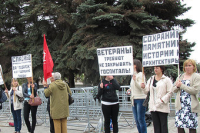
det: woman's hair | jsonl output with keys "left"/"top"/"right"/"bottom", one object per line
{"left": 156, "top": 66, "right": 165, "bottom": 74}
{"left": 134, "top": 59, "right": 142, "bottom": 72}
{"left": 53, "top": 72, "right": 61, "bottom": 80}
{"left": 11, "top": 78, "right": 19, "bottom": 87}
{"left": 183, "top": 59, "right": 197, "bottom": 73}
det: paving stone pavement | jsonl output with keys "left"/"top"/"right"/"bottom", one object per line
{"left": 1, "top": 116, "right": 200, "bottom": 133}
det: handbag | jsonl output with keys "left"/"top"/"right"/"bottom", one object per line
{"left": 16, "top": 86, "right": 24, "bottom": 102}
{"left": 66, "top": 84, "right": 74, "bottom": 105}
{"left": 16, "top": 95, "right": 24, "bottom": 102}
{"left": 143, "top": 76, "right": 153, "bottom": 107}
{"left": 28, "top": 96, "right": 42, "bottom": 106}
{"left": 68, "top": 93, "right": 74, "bottom": 105}
{"left": 143, "top": 91, "right": 150, "bottom": 107}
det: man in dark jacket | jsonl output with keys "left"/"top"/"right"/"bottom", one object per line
{"left": 0, "top": 87, "right": 7, "bottom": 109}
{"left": 46, "top": 76, "right": 55, "bottom": 133}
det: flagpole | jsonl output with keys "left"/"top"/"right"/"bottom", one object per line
{"left": 31, "top": 54, "right": 34, "bottom": 102}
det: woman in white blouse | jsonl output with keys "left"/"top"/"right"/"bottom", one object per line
{"left": 5, "top": 78, "right": 23, "bottom": 133}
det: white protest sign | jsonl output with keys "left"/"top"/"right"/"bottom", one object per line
{"left": 142, "top": 30, "right": 179, "bottom": 67}
{"left": 0, "top": 65, "right": 4, "bottom": 85}
{"left": 11, "top": 54, "right": 32, "bottom": 78}
{"left": 97, "top": 46, "right": 133, "bottom": 76}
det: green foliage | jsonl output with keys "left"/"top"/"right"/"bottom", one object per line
{"left": 0, "top": 0, "right": 196, "bottom": 87}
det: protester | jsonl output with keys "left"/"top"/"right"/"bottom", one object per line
{"left": 0, "top": 86, "right": 7, "bottom": 132}
{"left": 4, "top": 78, "right": 23, "bottom": 133}
{"left": 141, "top": 66, "right": 173, "bottom": 133}
{"left": 96, "top": 75, "right": 120, "bottom": 133}
{"left": 126, "top": 59, "right": 147, "bottom": 133}
{"left": 0, "top": 86, "right": 7, "bottom": 108}
{"left": 43, "top": 72, "right": 71, "bottom": 133}
{"left": 22, "top": 77, "right": 38, "bottom": 133}
{"left": 46, "top": 75, "right": 55, "bottom": 133}
{"left": 173, "top": 59, "right": 200, "bottom": 133}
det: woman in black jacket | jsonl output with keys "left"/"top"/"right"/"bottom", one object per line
{"left": 97, "top": 75, "right": 120, "bottom": 133}
{"left": 22, "top": 77, "right": 38, "bottom": 133}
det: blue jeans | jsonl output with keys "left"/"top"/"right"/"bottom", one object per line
{"left": 11, "top": 104, "right": 22, "bottom": 132}
{"left": 132, "top": 99, "right": 147, "bottom": 133}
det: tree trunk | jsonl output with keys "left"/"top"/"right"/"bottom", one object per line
{"left": 68, "top": 71, "right": 75, "bottom": 88}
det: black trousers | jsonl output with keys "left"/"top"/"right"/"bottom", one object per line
{"left": 102, "top": 103, "right": 119, "bottom": 133}
{"left": 47, "top": 104, "right": 55, "bottom": 133}
{"left": 151, "top": 111, "right": 168, "bottom": 133}
{"left": 23, "top": 101, "right": 38, "bottom": 133}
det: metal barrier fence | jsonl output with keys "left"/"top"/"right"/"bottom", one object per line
{"left": 0, "top": 86, "right": 178, "bottom": 132}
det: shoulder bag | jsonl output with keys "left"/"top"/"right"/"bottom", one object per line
{"left": 28, "top": 90, "right": 42, "bottom": 106}
{"left": 28, "top": 95, "right": 42, "bottom": 106}
{"left": 143, "top": 76, "right": 153, "bottom": 107}
{"left": 66, "top": 84, "right": 74, "bottom": 105}
{"left": 16, "top": 86, "right": 24, "bottom": 102}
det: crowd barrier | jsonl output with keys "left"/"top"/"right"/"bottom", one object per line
{"left": 0, "top": 86, "right": 178, "bottom": 132}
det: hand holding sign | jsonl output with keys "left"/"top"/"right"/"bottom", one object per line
{"left": 141, "top": 83, "right": 145, "bottom": 89}
{"left": 31, "top": 83, "right": 35, "bottom": 88}
{"left": 30, "top": 94, "right": 34, "bottom": 99}
{"left": 43, "top": 80, "right": 48, "bottom": 87}
{"left": 132, "top": 75, "right": 136, "bottom": 81}
{"left": 100, "top": 80, "right": 103, "bottom": 89}
{"left": 175, "top": 80, "right": 182, "bottom": 88}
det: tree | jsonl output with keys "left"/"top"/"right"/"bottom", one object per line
{"left": 0, "top": 0, "right": 26, "bottom": 88}
{"left": 59, "top": 0, "right": 195, "bottom": 85}
{"left": 0, "top": 0, "right": 196, "bottom": 87}
{"left": 1, "top": 0, "right": 78, "bottom": 87}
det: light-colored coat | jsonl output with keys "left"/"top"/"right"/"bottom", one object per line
{"left": 173, "top": 73, "right": 200, "bottom": 113}
{"left": 130, "top": 72, "right": 146, "bottom": 106}
{"left": 144, "top": 75, "right": 173, "bottom": 113}
{"left": 44, "top": 80, "right": 72, "bottom": 119}
{"left": 6, "top": 86, "right": 23, "bottom": 111}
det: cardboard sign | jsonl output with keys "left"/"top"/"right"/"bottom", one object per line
{"left": 97, "top": 46, "right": 133, "bottom": 76}
{"left": 11, "top": 54, "right": 32, "bottom": 78}
{"left": 142, "top": 30, "right": 179, "bottom": 67}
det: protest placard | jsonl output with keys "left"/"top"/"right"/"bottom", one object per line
{"left": 0, "top": 65, "right": 4, "bottom": 85}
{"left": 142, "top": 30, "right": 179, "bottom": 67}
{"left": 11, "top": 54, "right": 32, "bottom": 78}
{"left": 97, "top": 46, "right": 133, "bottom": 76}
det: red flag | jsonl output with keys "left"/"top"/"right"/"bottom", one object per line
{"left": 43, "top": 34, "right": 54, "bottom": 81}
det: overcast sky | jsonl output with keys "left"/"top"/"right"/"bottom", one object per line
{"left": 180, "top": 0, "right": 200, "bottom": 63}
